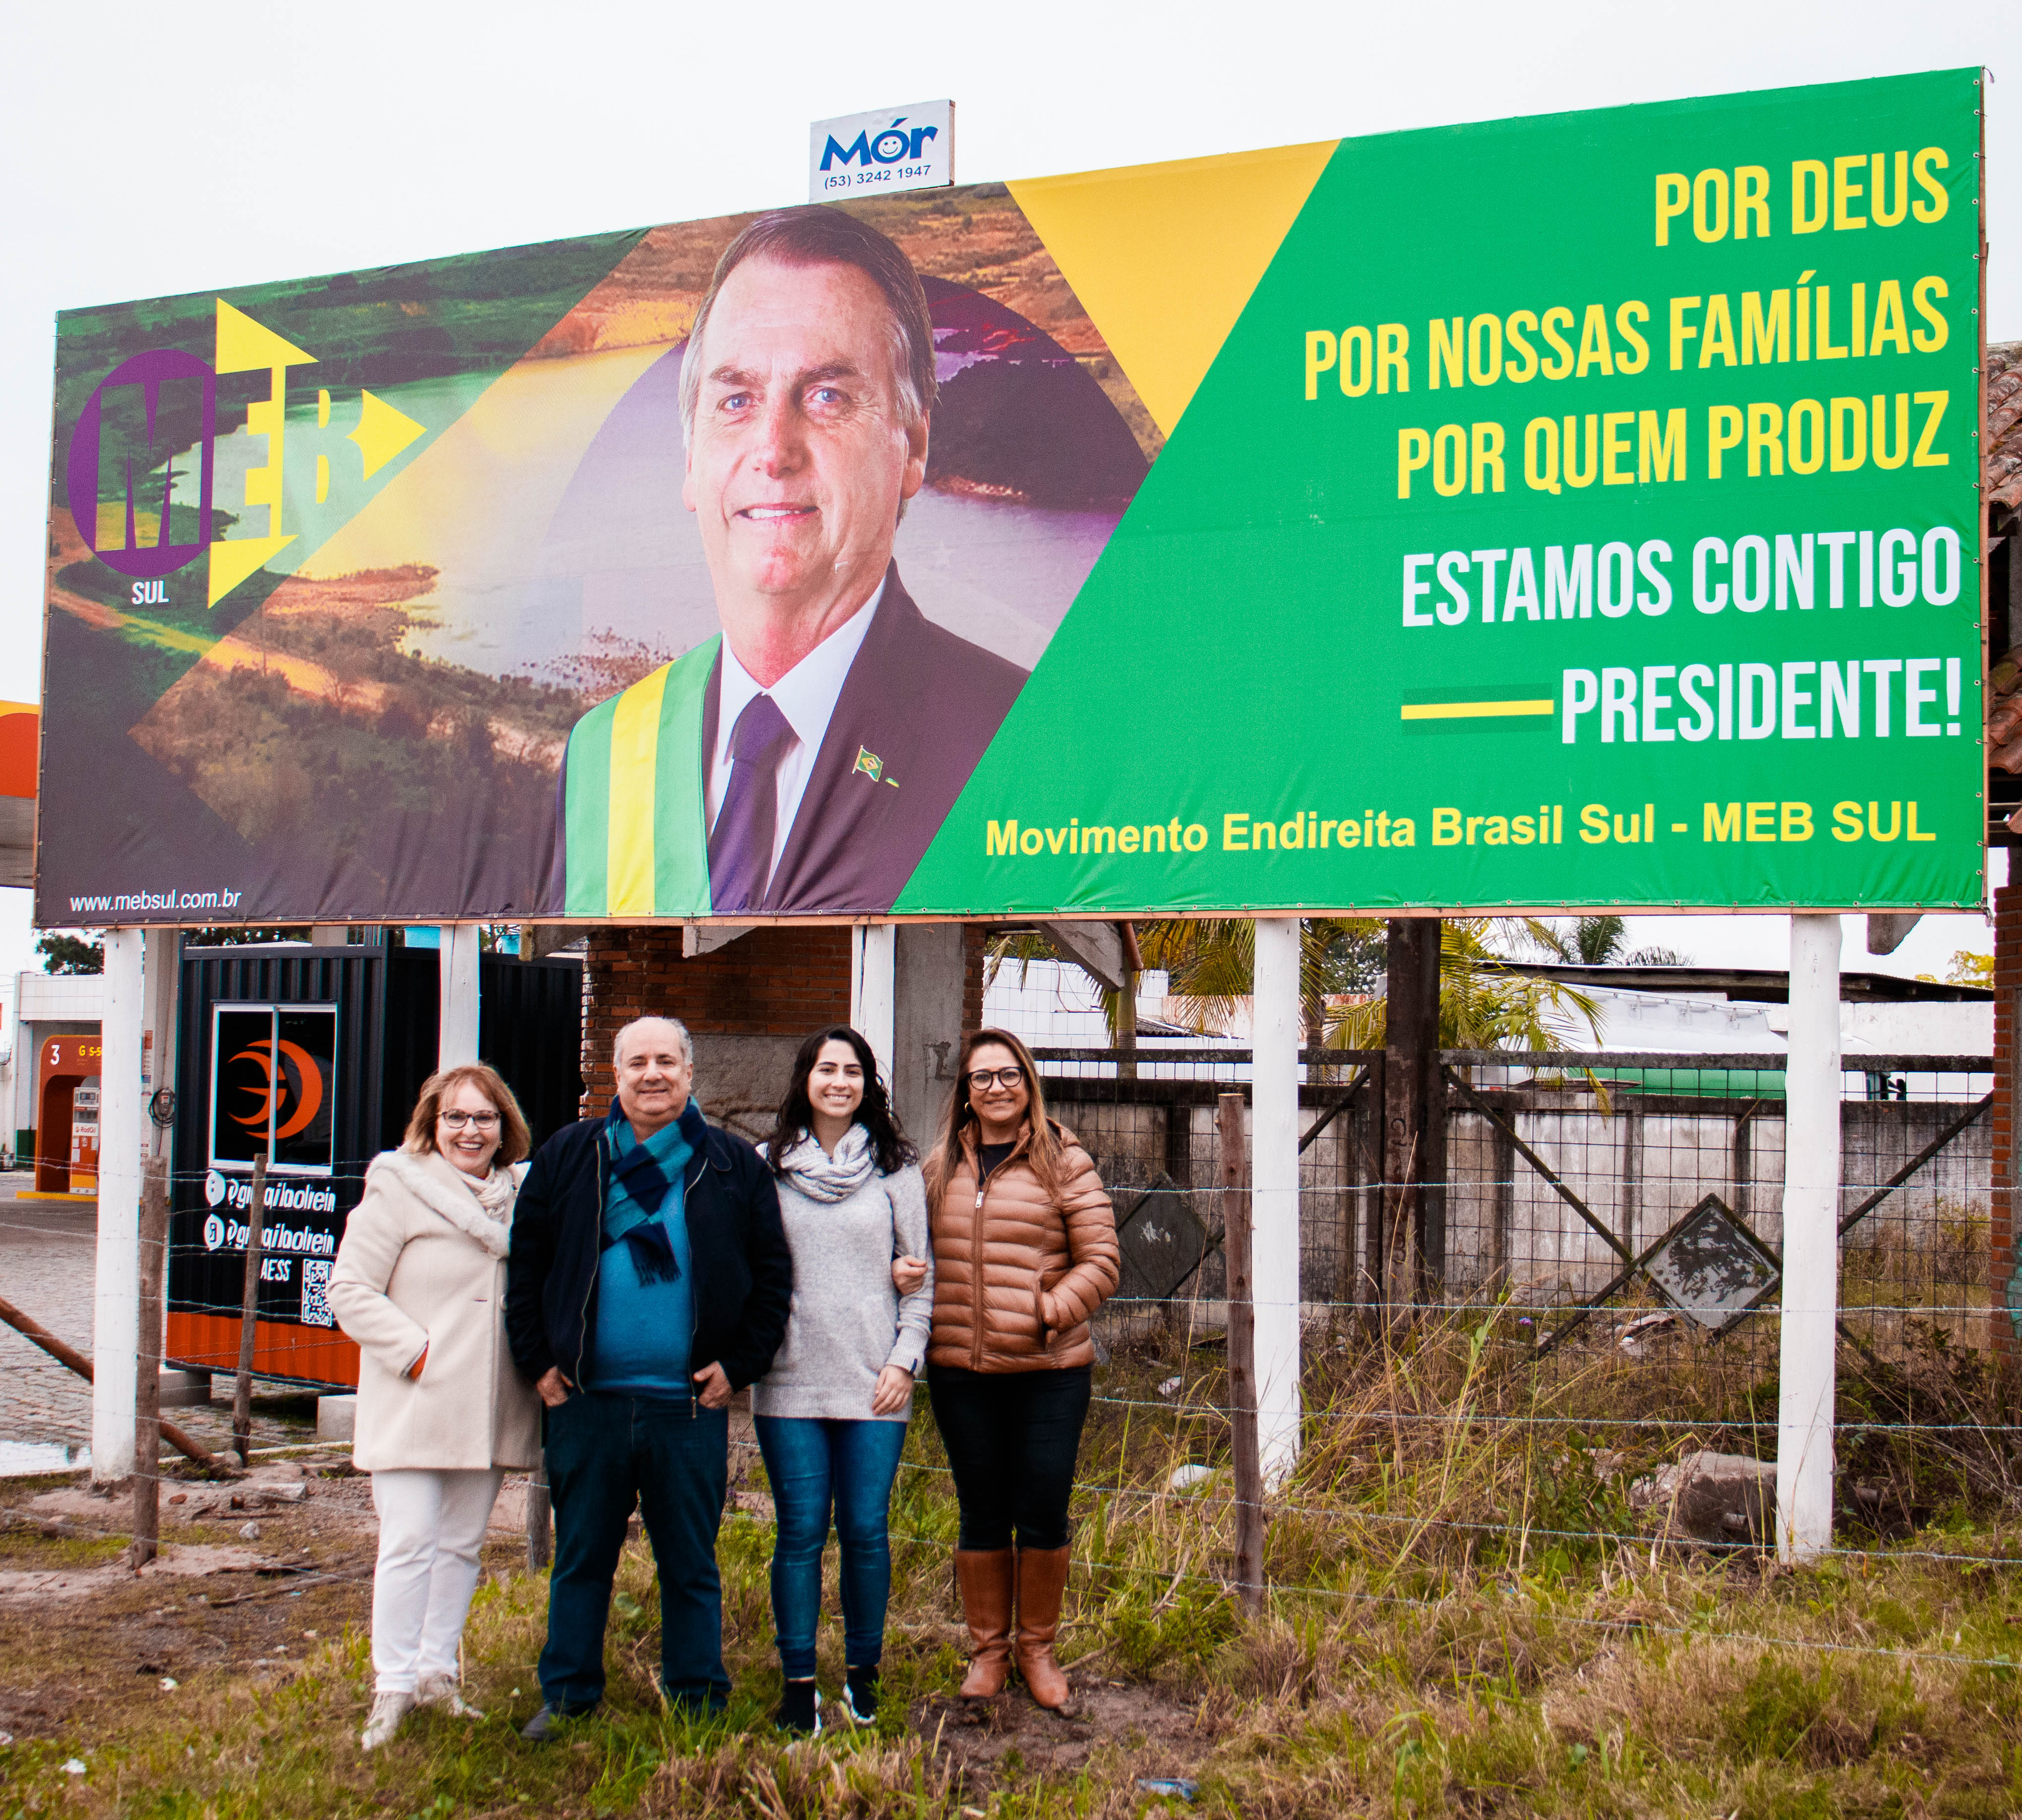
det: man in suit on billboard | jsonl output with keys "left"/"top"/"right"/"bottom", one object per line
{"left": 555, "top": 207, "right": 1027, "bottom": 917}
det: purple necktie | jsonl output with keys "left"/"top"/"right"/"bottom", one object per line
{"left": 708, "top": 693, "right": 794, "bottom": 912}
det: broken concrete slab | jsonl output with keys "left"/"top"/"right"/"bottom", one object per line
{"left": 1629, "top": 1450, "right": 1775, "bottom": 1546}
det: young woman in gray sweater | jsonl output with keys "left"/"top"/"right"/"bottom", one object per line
{"left": 754, "top": 1025, "right": 933, "bottom": 1735}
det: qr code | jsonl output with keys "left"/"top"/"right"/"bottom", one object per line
{"left": 300, "top": 1260, "right": 334, "bottom": 1328}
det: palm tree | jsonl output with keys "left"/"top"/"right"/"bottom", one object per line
{"left": 1536, "top": 914, "right": 1684, "bottom": 967}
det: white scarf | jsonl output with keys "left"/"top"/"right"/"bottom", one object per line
{"left": 470, "top": 1165, "right": 514, "bottom": 1222}
{"left": 775, "top": 1123, "right": 879, "bottom": 1202}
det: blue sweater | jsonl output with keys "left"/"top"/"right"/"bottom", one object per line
{"left": 588, "top": 1117, "right": 695, "bottom": 1397}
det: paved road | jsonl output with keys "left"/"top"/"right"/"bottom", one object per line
{"left": 0, "top": 1173, "right": 306, "bottom": 1466}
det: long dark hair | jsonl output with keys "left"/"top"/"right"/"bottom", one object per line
{"left": 764, "top": 1025, "right": 916, "bottom": 1177}
{"left": 923, "top": 1028, "right": 1066, "bottom": 1203}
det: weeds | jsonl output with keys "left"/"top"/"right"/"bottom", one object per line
{"left": 5, "top": 1312, "right": 2022, "bottom": 1814}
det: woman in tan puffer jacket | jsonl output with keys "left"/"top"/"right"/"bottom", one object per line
{"left": 922, "top": 1028, "right": 1118, "bottom": 1711}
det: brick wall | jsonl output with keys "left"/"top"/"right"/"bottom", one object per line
{"left": 1995, "top": 883, "right": 2021, "bottom": 1354}
{"left": 579, "top": 926, "right": 853, "bottom": 1114}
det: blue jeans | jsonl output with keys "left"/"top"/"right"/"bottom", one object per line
{"left": 539, "top": 1391, "right": 730, "bottom": 1713}
{"left": 753, "top": 1415, "right": 908, "bottom": 1680}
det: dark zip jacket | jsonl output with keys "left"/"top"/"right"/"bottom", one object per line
{"left": 505, "top": 1097, "right": 792, "bottom": 1395}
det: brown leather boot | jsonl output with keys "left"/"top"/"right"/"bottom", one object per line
{"left": 1013, "top": 1545, "right": 1073, "bottom": 1710}
{"left": 954, "top": 1549, "right": 1014, "bottom": 1698}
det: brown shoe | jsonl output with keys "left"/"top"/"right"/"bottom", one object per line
{"left": 954, "top": 1548, "right": 1014, "bottom": 1698}
{"left": 1013, "top": 1545, "right": 1073, "bottom": 1710}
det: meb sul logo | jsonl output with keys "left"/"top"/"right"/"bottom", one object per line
{"left": 209, "top": 1005, "right": 336, "bottom": 1174}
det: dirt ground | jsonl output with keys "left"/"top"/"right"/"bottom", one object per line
{"left": 0, "top": 1452, "right": 1214, "bottom": 1803}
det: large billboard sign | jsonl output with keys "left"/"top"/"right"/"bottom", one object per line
{"left": 39, "top": 70, "right": 1984, "bottom": 923}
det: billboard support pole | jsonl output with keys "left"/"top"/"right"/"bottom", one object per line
{"left": 851, "top": 926, "right": 897, "bottom": 1088}
{"left": 90, "top": 928, "right": 145, "bottom": 1485}
{"left": 439, "top": 926, "right": 481, "bottom": 1068}
{"left": 1777, "top": 911, "right": 1842, "bottom": 1562}
{"left": 1251, "top": 915, "right": 1302, "bottom": 1486}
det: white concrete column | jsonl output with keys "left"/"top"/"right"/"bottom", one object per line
{"left": 1777, "top": 911, "right": 1842, "bottom": 1562}
{"left": 851, "top": 925, "right": 897, "bottom": 1088}
{"left": 438, "top": 925, "right": 482, "bottom": 1068}
{"left": 92, "top": 928, "right": 145, "bottom": 1482}
{"left": 1251, "top": 915, "right": 1302, "bottom": 1485}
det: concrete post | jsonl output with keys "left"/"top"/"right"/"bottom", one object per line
{"left": 92, "top": 928, "right": 145, "bottom": 1483}
{"left": 1251, "top": 915, "right": 1302, "bottom": 1485}
{"left": 1777, "top": 911, "right": 1842, "bottom": 1562}
{"left": 851, "top": 925, "right": 897, "bottom": 1088}
{"left": 892, "top": 924, "right": 964, "bottom": 1146}
{"left": 438, "top": 925, "right": 482, "bottom": 1068}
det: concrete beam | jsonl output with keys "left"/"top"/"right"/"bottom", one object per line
{"left": 92, "top": 929, "right": 145, "bottom": 1482}
{"left": 1039, "top": 920, "right": 1126, "bottom": 993}
{"left": 1778, "top": 911, "right": 1842, "bottom": 1562}
{"left": 1251, "top": 916, "right": 1302, "bottom": 1486}
{"left": 851, "top": 927, "right": 897, "bottom": 1089}
{"left": 892, "top": 925, "right": 964, "bottom": 1145}
{"left": 683, "top": 924, "right": 753, "bottom": 959}
{"left": 1866, "top": 913, "right": 1922, "bottom": 956}
{"left": 438, "top": 926, "right": 481, "bottom": 1068}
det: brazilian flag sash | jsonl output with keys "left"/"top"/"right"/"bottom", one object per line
{"left": 561, "top": 636, "right": 715, "bottom": 916}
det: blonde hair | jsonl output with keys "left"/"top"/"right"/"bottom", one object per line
{"left": 403, "top": 1063, "right": 532, "bottom": 1168}
{"left": 924, "top": 1028, "right": 1067, "bottom": 1203}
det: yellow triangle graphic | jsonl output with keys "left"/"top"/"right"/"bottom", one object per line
{"left": 349, "top": 389, "right": 427, "bottom": 480}
{"left": 1010, "top": 140, "right": 1337, "bottom": 436}
{"left": 214, "top": 298, "right": 315, "bottom": 375}
{"left": 208, "top": 533, "right": 294, "bottom": 607}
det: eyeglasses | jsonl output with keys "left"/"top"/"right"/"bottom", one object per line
{"left": 438, "top": 1110, "right": 500, "bottom": 1131}
{"left": 966, "top": 1066, "right": 1025, "bottom": 1091}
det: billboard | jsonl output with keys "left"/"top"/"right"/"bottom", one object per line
{"left": 40, "top": 69, "right": 1984, "bottom": 923}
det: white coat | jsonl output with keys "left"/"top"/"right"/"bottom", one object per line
{"left": 328, "top": 1147, "right": 541, "bottom": 1472}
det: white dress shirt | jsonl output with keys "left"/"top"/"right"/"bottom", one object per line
{"left": 705, "top": 578, "right": 884, "bottom": 877}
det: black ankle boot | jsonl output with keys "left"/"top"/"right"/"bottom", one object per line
{"left": 775, "top": 1678, "right": 820, "bottom": 1735}
{"left": 843, "top": 1663, "right": 879, "bottom": 1725}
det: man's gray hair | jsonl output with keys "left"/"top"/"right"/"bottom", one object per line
{"left": 613, "top": 1015, "right": 694, "bottom": 1069}
{"left": 677, "top": 205, "right": 939, "bottom": 447}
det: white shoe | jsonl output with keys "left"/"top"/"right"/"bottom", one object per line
{"left": 415, "top": 1672, "right": 485, "bottom": 1719}
{"left": 360, "top": 1691, "right": 414, "bottom": 1751}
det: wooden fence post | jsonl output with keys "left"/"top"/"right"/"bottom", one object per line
{"left": 526, "top": 1461, "right": 552, "bottom": 1570}
{"left": 1218, "top": 1091, "right": 1263, "bottom": 1617}
{"left": 232, "top": 1153, "right": 267, "bottom": 1467}
{"left": 129, "top": 1156, "right": 170, "bottom": 1568}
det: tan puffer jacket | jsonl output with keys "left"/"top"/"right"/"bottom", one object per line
{"left": 927, "top": 1122, "right": 1119, "bottom": 1372}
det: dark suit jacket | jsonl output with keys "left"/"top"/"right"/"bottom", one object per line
{"left": 703, "top": 561, "right": 1027, "bottom": 913}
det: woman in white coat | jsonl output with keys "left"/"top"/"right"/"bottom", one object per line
{"left": 330, "top": 1062, "right": 542, "bottom": 1750}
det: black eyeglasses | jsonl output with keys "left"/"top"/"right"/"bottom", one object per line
{"left": 967, "top": 1066, "right": 1025, "bottom": 1090}
{"left": 439, "top": 1110, "right": 500, "bottom": 1131}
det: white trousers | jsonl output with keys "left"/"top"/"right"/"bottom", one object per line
{"left": 369, "top": 1467, "right": 505, "bottom": 1694}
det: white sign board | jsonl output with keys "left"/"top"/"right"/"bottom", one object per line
{"left": 809, "top": 101, "right": 954, "bottom": 202}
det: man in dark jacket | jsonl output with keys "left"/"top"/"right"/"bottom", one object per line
{"left": 506, "top": 1014, "right": 791, "bottom": 1734}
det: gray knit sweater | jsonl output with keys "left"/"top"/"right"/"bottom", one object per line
{"left": 751, "top": 1128, "right": 933, "bottom": 1423}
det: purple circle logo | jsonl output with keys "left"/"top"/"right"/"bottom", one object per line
{"left": 64, "top": 348, "right": 216, "bottom": 580}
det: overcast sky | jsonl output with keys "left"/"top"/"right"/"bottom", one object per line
{"left": 0, "top": 0, "right": 2010, "bottom": 982}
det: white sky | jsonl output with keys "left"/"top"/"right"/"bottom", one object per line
{"left": 0, "top": 0, "right": 2011, "bottom": 983}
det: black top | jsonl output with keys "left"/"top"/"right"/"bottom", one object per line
{"left": 977, "top": 1142, "right": 1015, "bottom": 1180}
{"left": 505, "top": 1097, "right": 794, "bottom": 1395}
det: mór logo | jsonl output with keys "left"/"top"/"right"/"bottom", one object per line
{"left": 820, "top": 116, "right": 939, "bottom": 171}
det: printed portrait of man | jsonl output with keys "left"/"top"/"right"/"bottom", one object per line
{"left": 554, "top": 207, "right": 1029, "bottom": 916}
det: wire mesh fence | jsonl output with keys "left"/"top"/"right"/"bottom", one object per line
{"left": 1029, "top": 1045, "right": 2013, "bottom": 1572}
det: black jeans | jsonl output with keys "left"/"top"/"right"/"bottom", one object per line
{"left": 539, "top": 1391, "right": 730, "bottom": 1713}
{"left": 926, "top": 1364, "right": 1092, "bottom": 1551}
